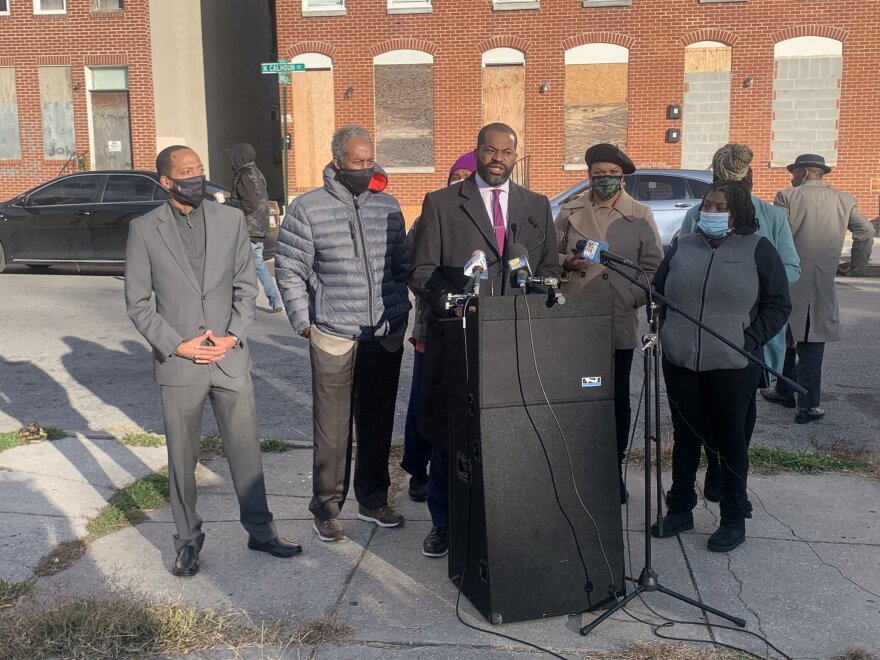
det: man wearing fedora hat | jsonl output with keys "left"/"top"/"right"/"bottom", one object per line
{"left": 554, "top": 143, "right": 663, "bottom": 502}
{"left": 762, "top": 154, "right": 873, "bottom": 423}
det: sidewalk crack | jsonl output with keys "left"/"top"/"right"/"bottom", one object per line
{"left": 726, "top": 553, "right": 770, "bottom": 656}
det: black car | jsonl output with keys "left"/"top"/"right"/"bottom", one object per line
{"left": 0, "top": 171, "right": 280, "bottom": 272}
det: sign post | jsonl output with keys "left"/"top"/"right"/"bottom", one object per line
{"left": 261, "top": 60, "right": 306, "bottom": 209}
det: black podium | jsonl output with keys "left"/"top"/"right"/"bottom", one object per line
{"left": 433, "top": 292, "right": 625, "bottom": 625}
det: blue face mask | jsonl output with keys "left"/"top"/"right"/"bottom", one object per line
{"left": 698, "top": 211, "right": 731, "bottom": 238}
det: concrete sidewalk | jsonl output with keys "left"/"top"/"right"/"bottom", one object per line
{"left": 2, "top": 435, "right": 877, "bottom": 659}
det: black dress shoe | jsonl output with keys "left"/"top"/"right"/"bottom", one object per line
{"left": 707, "top": 523, "right": 745, "bottom": 552}
{"left": 759, "top": 387, "right": 796, "bottom": 408}
{"left": 650, "top": 511, "right": 694, "bottom": 539}
{"left": 171, "top": 545, "right": 200, "bottom": 577}
{"left": 422, "top": 526, "right": 449, "bottom": 557}
{"left": 794, "top": 407, "right": 825, "bottom": 424}
{"left": 248, "top": 536, "right": 303, "bottom": 558}
{"left": 408, "top": 476, "right": 428, "bottom": 502}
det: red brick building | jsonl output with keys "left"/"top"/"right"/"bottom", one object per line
{"left": 276, "top": 0, "right": 880, "bottom": 221}
{"left": 0, "top": 0, "right": 155, "bottom": 195}
{"left": 0, "top": 0, "right": 282, "bottom": 201}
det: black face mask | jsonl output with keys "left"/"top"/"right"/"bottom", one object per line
{"left": 337, "top": 167, "right": 374, "bottom": 196}
{"left": 169, "top": 175, "right": 207, "bottom": 207}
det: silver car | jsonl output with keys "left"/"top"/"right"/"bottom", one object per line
{"left": 549, "top": 169, "right": 714, "bottom": 247}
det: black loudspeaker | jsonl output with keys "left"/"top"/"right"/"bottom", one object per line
{"left": 444, "top": 293, "right": 625, "bottom": 625}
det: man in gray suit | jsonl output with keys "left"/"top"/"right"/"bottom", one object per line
{"left": 762, "top": 153, "right": 874, "bottom": 423}
{"left": 125, "top": 145, "right": 302, "bottom": 577}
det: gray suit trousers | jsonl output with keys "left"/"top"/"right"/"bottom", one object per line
{"left": 161, "top": 363, "right": 276, "bottom": 551}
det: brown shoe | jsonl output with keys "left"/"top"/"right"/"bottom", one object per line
{"left": 313, "top": 517, "right": 346, "bottom": 542}
{"left": 357, "top": 504, "right": 404, "bottom": 528}
{"left": 759, "top": 387, "right": 796, "bottom": 408}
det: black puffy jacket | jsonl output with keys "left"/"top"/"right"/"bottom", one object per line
{"left": 227, "top": 143, "right": 270, "bottom": 241}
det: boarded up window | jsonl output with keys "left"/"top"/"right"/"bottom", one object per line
{"left": 39, "top": 66, "right": 76, "bottom": 160}
{"left": 682, "top": 42, "right": 731, "bottom": 170}
{"left": 564, "top": 44, "right": 629, "bottom": 167}
{"left": 0, "top": 68, "right": 21, "bottom": 160}
{"left": 374, "top": 50, "right": 434, "bottom": 169}
{"left": 771, "top": 37, "right": 842, "bottom": 167}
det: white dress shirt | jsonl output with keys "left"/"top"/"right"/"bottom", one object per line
{"left": 475, "top": 173, "right": 510, "bottom": 229}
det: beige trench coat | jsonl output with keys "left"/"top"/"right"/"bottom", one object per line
{"left": 554, "top": 190, "right": 664, "bottom": 350}
{"left": 774, "top": 180, "right": 874, "bottom": 342}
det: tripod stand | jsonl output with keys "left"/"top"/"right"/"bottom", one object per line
{"left": 580, "top": 257, "right": 806, "bottom": 636}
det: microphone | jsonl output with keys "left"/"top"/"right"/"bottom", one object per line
{"left": 575, "top": 238, "right": 640, "bottom": 270}
{"left": 507, "top": 243, "right": 532, "bottom": 290}
{"left": 463, "top": 249, "right": 488, "bottom": 296}
{"left": 463, "top": 250, "right": 488, "bottom": 277}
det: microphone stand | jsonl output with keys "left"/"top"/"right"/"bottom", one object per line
{"left": 580, "top": 256, "right": 805, "bottom": 637}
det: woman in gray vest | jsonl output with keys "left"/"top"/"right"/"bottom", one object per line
{"left": 651, "top": 181, "right": 791, "bottom": 552}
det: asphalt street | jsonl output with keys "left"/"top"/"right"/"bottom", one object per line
{"left": 0, "top": 262, "right": 876, "bottom": 458}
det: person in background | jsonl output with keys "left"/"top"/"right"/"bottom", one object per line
{"left": 555, "top": 143, "right": 663, "bottom": 503}
{"left": 652, "top": 180, "right": 790, "bottom": 552}
{"left": 678, "top": 143, "right": 800, "bottom": 502}
{"left": 275, "top": 125, "right": 411, "bottom": 543}
{"left": 762, "top": 154, "right": 874, "bottom": 423}
{"left": 226, "top": 142, "right": 283, "bottom": 313}
{"left": 401, "top": 152, "right": 476, "bottom": 557}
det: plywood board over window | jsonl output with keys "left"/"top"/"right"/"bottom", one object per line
{"left": 481, "top": 47, "right": 526, "bottom": 182}
{"left": 563, "top": 43, "right": 628, "bottom": 167}
{"left": 38, "top": 66, "right": 76, "bottom": 160}
{"left": 0, "top": 68, "right": 22, "bottom": 159}
{"left": 291, "top": 53, "right": 335, "bottom": 190}
{"left": 374, "top": 49, "right": 434, "bottom": 171}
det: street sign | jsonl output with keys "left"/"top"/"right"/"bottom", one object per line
{"left": 261, "top": 62, "right": 305, "bottom": 74}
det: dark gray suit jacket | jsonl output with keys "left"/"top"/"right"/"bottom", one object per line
{"left": 125, "top": 200, "right": 258, "bottom": 386}
{"left": 410, "top": 175, "right": 561, "bottom": 317}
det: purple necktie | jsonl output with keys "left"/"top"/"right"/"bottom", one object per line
{"left": 491, "top": 188, "right": 505, "bottom": 254}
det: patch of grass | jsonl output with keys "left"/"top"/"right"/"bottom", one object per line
{"left": 87, "top": 470, "right": 169, "bottom": 538}
{"left": 199, "top": 434, "right": 224, "bottom": 455}
{"left": 119, "top": 431, "right": 165, "bottom": 447}
{"left": 0, "top": 431, "right": 24, "bottom": 453}
{"left": 831, "top": 648, "right": 879, "bottom": 660}
{"left": 260, "top": 437, "right": 293, "bottom": 453}
{"left": 34, "top": 540, "right": 87, "bottom": 577}
{"left": 628, "top": 444, "right": 879, "bottom": 478}
{"left": 0, "top": 593, "right": 304, "bottom": 658}
{"left": 0, "top": 579, "right": 35, "bottom": 609}
{"left": 293, "top": 615, "right": 353, "bottom": 646}
{"left": 749, "top": 447, "right": 878, "bottom": 476}
{"left": 43, "top": 426, "right": 67, "bottom": 441}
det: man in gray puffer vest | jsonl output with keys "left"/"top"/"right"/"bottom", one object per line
{"left": 275, "top": 125, "right": 411, "bottom": 543}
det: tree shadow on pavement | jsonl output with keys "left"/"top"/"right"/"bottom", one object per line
{"left": 0, "top": 355, "right": 91, "bottom": 432}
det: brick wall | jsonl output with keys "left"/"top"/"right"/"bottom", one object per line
{"left": 276, "top": 0, "right": 880, "bottom": 219}
{"left": 0, "top": 3, "right": 155, "bottom": 198}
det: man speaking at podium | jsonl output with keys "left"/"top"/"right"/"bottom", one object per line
{"left": 411, "top": 123, "right": 561, "bottom": 313}
{"left": 409, "top": 123, "right": 560, "bottom": 558}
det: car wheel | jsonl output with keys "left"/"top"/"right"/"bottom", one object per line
{"left": 0, "top": 242, "right": 6, "bottom": 273}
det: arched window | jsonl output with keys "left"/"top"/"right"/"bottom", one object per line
{"left": 373, "top": 49, "right": 434, "bottom": 171}
{"left": 771, "top": 36, "right": 842, "bottom": 167}
{"left": 290, "top": 53, "right": 335, "bottom": 191}
{"left": 682, "top": 41, "right": 731, "bottom": 170}
{"left": 563, "top": 43, "right": 628, "bottom": 169}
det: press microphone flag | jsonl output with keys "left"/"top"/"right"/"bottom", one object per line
{"left": 576, "top": 238, "right": 640, "bottom": 269}
{"left": 507, "top": 243, "right": 531, "bottom": 288}
{"left": 575, "top": 238, "right": 609, "bottom": 264}
{"left": 464, "top": 250, "right": 488, "bottom": 277}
